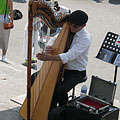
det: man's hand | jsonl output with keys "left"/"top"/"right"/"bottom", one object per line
{"left": 36, "top": 52, "right": 62, "bottom": 61}
{"left": 36, "top": 52, "right": 51, "bottom": 61}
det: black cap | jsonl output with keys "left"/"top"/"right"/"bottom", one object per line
{"left": 69, "top": 10, "right": 88, "bottom": 26}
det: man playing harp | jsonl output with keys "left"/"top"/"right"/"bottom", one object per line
{"left": 36, "top": 10, "right": 92, "bottom": 108}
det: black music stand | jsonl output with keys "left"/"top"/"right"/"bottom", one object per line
{"left": 96, "top": 32, "right": 120, "bottom": 83}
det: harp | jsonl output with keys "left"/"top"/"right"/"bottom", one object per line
{"left": 19, "top": 1, "right": 70, "bottom": 120}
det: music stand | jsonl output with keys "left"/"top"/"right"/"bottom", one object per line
{"left": 96, "top": 32, "right": 120, "bottom": 83}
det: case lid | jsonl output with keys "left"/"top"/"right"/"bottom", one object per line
{"left": 89, "top": 75, "right": 117, "bottom": 104}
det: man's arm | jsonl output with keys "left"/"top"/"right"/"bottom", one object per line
{"left": 36, "top": 52, "right": 62, "bottom": 61}
{"left": 8, "top": 0, "right": 13, "bottom": 22}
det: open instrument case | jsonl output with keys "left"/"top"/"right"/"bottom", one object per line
{"left": 69, "top": 75, "right": 119, "bottom": 120}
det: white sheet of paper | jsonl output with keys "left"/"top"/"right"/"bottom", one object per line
{"left": 115, "top": 35, "right": 120, "bottom": 46}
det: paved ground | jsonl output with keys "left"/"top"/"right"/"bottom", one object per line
{"left": 0, "top": 0, "right": 120, "bottom": 119}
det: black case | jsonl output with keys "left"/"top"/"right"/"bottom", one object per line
{"left": 65, "top": 105, "right": 119, "bottom": 120}
{"left": 89, "top": 75, "right": 117, "bottom": 104}
{"left": 68, "top": 75, "right": 119, "bottom": 120}
{"left": 89, "top": 75, "right": 119, "bottom": 120}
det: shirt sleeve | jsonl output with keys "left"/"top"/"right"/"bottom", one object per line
{"left": 59, "top": 35, "right": 91, "bottom": 64}
{"left": 46, "top": 33, "right": 59, "bottom": 46}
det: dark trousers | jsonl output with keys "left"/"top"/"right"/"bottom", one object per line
{"left": 51, "top": 69, "right": 87, "bottom": 107}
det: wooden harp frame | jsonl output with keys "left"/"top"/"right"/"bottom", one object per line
{"left": 19, "top": 1, "right": 70, "bottom": 120}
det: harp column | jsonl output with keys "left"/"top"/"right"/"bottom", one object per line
{"left": 27, "top": 1, "right": 33, "bottom": 120}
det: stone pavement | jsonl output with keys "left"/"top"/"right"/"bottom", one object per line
{"left": 0, "top": 0, "right": 120, "bottom": 119}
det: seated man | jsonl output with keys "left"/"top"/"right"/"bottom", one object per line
{"left": 36, "top": 10, "right": 92, "bottom": 108}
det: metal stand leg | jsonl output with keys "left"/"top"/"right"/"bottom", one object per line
{"left": 114, "top": 66, "right": 118, "bottom": 83}
{"left": 72, "top": 87, "right": 75, "bottom": 99}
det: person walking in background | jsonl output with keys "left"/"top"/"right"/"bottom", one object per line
{"left": 0, "top": 0, "right": 13, "bottom": 63}
{"left": 22, "top": 18, "right": 40, "bottom": 68}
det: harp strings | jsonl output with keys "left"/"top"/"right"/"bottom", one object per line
{"left": 29, "top": 0, "right": 70, "bottom": 114}
{"left": 33, "top": 0, "right": 56, "bottom": 111}
{"left": 31, "top": 17, "right": 43, "bottom": 111}
{"left": 32, "top": 15, "right": 51, "bottom": 112}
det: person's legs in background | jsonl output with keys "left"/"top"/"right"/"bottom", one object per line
{"left": 0, "top": 22, "right": 10, "bottom": 62}
{"left": 2, "top": 49, "right": 7, "bottom": 62}
{"left": 22, "top": 22, "right": 38, "bottom": 68}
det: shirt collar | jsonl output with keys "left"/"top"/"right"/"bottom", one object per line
{"left": 76, "top": 27, "right": 85, "bottom": 36}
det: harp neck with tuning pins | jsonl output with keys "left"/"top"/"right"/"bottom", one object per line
{"left": 19, "top": 1, "right": 70, "bottom": 120}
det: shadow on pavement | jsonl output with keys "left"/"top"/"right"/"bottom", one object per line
{"left": 109, "top": 0, "right": 120, "bottom": 5}
{"left": 92, "top": 0, "right": 103, "bottom": 3}
{"left": 22, "top": 62, "right": 37, "bottom": 70}
{"left": 0, "top": 60, "right": 11, "bottom": 64}
{"left": 0, "top": 107, "right": 23, "bottom": 120}
{"left": 92, "top": 0, "right": 120, "bottom": 4}
{"left": 13, "top": 0, "right": 26, "bottom": 3}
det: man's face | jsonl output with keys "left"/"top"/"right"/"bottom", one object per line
{"left": 69, "top": 23, "right": 85, "bottom": 33}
